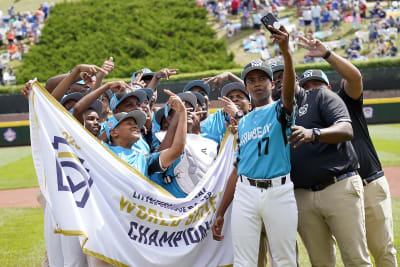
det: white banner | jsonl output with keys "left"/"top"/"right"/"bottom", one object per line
{"left": 29, "top": 82, "right": 236, "bottom": 267}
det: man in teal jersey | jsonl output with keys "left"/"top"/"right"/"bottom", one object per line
{"left": 212, "top": 25, "right": 298, "bottom": 267}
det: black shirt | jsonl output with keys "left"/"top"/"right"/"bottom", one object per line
{"left": 290, "top": 88, "right": 359, "bottom": 188}
{"left": 338, "top": 88, "right": 382, "bottom": 179}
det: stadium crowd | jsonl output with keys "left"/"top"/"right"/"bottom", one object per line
{"left": 20, "top": 20, "right": 397, "bottom": 266}
{"left": 0, "top": 2, "right": 51, "bottom": 85}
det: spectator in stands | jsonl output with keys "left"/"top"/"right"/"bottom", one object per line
{"left": 330, "top": 7, "right": 340, "bottom": 30}
{"left": 387, "top": 40, "right": 398, "bottom": 57}
{"left": 231, "top": 0, "right": 240, "bottom": 16}
{"left": 321, "top": 7, "right": 330, "bottom": 27}
{"left": 311, "top": 4, "right": 321, "bottom": 31}
{"left": 7, "top": 30, "right": 15, "bottom": 45}
{"left": 360, "top": 0, "right": 367, "bottom": 18}
{"left": 302, "top": 7, "right": 313, "bottom": 31}
{"left": 352, "top": 3, "right": 360, "bottom": 29}
{"left": 377, "top": 38, "right": 386, "bottom": 57}
{"left": 368, "top": 20, "right": 377, "bottom": 49}
{"left": 253, "top": 10, "right": 262, "bottom": 30}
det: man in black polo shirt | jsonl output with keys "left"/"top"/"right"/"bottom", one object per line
{"left": 288, "top": 68, "right": 372, "bottom": 265}
{"left": 297, "top": 36, "right": 397, "bottom": 267}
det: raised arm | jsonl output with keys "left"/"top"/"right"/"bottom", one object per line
{"left": 203, "top": 72, "right": 243, "bottom": 91}
{"left": 159, "top": 90, "right": 187, "bottom": 168}
{"left": 93, "top": 57, "right": 114, "bottom": 90}
{"left": 51, "top": 64, "right": 107, "bottom": 101}
{"left": 297, "top": 36, "right": 363, "bottom": 99}
{"left": 269, "top": 25, "right": 295, "bottom": 113}
{"left": 72, "top": 81, "right": 129, "bottom": 123}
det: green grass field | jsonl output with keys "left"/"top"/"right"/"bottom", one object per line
{"left": 0, "top": 123, "right": 399, "bottom": 266}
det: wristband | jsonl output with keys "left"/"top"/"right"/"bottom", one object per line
{"left": 323, "top": 50, "right": 331, "bottom": 60}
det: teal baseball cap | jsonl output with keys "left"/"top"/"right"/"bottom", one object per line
{"left": 299, "top": 69, "right": 330, "bottom": 87}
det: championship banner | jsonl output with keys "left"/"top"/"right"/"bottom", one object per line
{"left": 29, "top": 82, "right": 235, "bottom": 266}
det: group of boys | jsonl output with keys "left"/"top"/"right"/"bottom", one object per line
{"left": 22, "top": 25, "right": 396, "bottom": 267}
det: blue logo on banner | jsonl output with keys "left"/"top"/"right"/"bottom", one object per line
{"left": 52, "top": 136, "right": 93, "bottom": 208}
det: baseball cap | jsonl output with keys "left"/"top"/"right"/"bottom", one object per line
{"left": 109, "top": 90, "right": 147, "bottom": 112}
{"left": 183, "top": 80, "right": 211, "bottom": 96}
{"left": 60, "top": 92, "right": 84, "bottom": 105}
{"left": 137, "top": 88, "right": 154, "bottom": 101}
{"left": 88, "top": 99, "right": 103, "bottom": 116}
{"left": 104, "top": 89, "right": 113, "bottom": 101}
{"left": 105, "top": 110, "right": 146, "bottom": 140}
{"left": 221, "top": 82, "right": 248, "bottom": 99}
{"left": 241, "top": 59, "right": 273, "bottom": 81}
{"left": 299, "top": 69, "right": 330, "bottom": 87}
{"left": 189, "top": 91, "right": 206, "bottom": 107}
{"left": 131, "top": 68, "right": 155, "bottom": 83}
{"left": 177, "top": 92, "right": 197, "bottom": 109}
{"left": 271, "top": 64, "right": 284, "bottom": 74}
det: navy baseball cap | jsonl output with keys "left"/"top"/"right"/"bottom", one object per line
{"left": 109, "top": 90, "right": 147, "bottom": 112}
{"left": 105, "top": 110, "right": 146, "bottom": 140}
{"left": 299, "top": 69, "right": 330, "bottom": 87}
{"left": 60, "top": 92, "right": 84, "bottom": 105}
{"left": 190, "top": 91, "right": 206, "bottom": 107}
{"left": 221, "top": 82, "right": 249, "bottom": 99}
{"left": 177, "top": 92, "right": 197, "bottom": 109}
{"left": 241, "top": 59, "right": 273, "bottom": 81}
{"left": 137, "top": 88, "right": 154, "bottom": 101}
{"left": 183, "top": 80, "right": 211, "bottom": 96}
{"left": 88, "top": 99, "right": 103, "bottom": 116}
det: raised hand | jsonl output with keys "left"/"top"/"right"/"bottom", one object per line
{"left": 155, "top": 68, "right": 179, "bottom": 80}
{"left": 269, "top": 25, "right": 290, "bottom": 53}
{"left": 106, "top": 81, "right": 131, "bottom": 93}
{"left": 218, "top": 96, "right": 239, "bottom": 118}
{"left": 164, "top": 89, "right": 185, "bottom": 112}
{"left": 297, "top": 36, "right": 328, "bottom": 58}
{"left": 203, "top": 72, "right": 231, "bottom": 91}
{"left": 77, "top": 64, "right": 107, "bottom": 77}
{"left": 101, "top": 57, "right": 114, "bottom": 75}
{"left": 131, "top": 72, "right": 146, "bottom": 88}
{"left": 21, "top": 80, "right": 34, "bottom": 99}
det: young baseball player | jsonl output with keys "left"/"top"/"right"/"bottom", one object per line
{"left": 104, "top": 90, "right": 187, "bottom": 178}
{"left": 297, "top": 36, "right": 397, "bottom": 266}
{"left": 212, "top": 25, "right": 297, "bottom": 267}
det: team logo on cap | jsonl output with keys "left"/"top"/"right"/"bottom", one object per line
{"left": 108, "top": 119, "right": 115, "bottom": 129}
{"left": 52, "top": 135, "right": 93, "bottom": 208}
{"left": 303, "top": 70, "right": 314, "bottom": 78}
{"left": 251, "top": 59, "right": 264, "bottom": 67}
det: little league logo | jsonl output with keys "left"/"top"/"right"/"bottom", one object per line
{"left": 251, "top": 59, "right": 264, "bottom": 67}
{"left": 52, "top": 136, "right": 93, "bottom": 208}
{"left": 303, "top": 70, "right": 314, "bottom": 78}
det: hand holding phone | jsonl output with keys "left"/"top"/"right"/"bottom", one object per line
{"left": 261, "top": 13, "right": 281, "bottom": 34}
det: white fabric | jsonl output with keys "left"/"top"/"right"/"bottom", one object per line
{"left": 175, "top": 134, "right": 218, "bottom": 194}
{"left": 29, "top": 82, "right": 235, "bottom": 266}
{"left": 231, "top": 178, "right": 298, "bottom": 267}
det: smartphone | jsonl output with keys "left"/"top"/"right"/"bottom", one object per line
{"left": 261, "top": 13, "right": 280, "bottom": 34}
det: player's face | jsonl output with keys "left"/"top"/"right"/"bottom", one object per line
{"left": 227, "top": 90, "right": 251, "bottom": 115}
{"left": 272, "top": 70, "right": 283, "bottom": 101}
{"left": 114, "top": 96, "right": 141, "bottom": 113}
{"left": 141, "top": 99, "right": 152, "bottom": 120}
{"left": 302, "top": 80, "right": 328, "bottom": 91}
{"left": 114, "top": 118, "right": 140, "bottom": 143}
{"left": 190, "top": 87, "right": 209, "bottom": 110}
{"left": 245, "top": 70, "right": 273, "bottom": 105}
{"left": 83, "top": 110, "right": 100, "bottom": 137}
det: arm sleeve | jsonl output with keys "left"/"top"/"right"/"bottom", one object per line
{"left": 147, "top": 152, "right": 167, "bottom": 177}
{"left": 318, "top": 89, "right": 352, "bottom": 126}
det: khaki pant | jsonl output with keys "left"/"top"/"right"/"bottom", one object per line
{"left": 364, "top": 176, "right": 398, "bottom": 267}
{"left": 295, "top": 175, "right": 372, "bottom": 267}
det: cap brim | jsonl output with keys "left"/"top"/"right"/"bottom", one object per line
{"left": 221, "top": 82, "right": 248, "bottom": 98}
{"left": 299, "top": 76, "right": 329, "bottom": 87}
{"left": 60, "top": 92, "right": 84, "bottom": 105}
{"left": 241, "top": 66, "right": 273, "bottom": 81}
{"left": 178, "top": 92, "right": 197, "bottom": 109}
{"left": 115, "top": 110, "right": 147, "bottom": 130}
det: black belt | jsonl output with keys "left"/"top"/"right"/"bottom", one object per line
{"left": 307, "top": 171, "right": 358, "bottom": 192}
{"left": 362, "top": 171, "right": 384, "bottom": 186}
{"left": 240, "top": 175, "right": 287, "bottom": 189}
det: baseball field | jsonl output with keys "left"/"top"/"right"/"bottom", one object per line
{"left": 0, "top": 123, "right": 399, "bottom": 266}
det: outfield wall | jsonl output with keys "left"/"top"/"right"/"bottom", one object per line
{"left": 1, "top": 98, "right": 399, "bottom": 147}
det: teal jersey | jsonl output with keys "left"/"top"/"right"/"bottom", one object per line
{"left": 200, "top": 109, "right": 229, "bottom": 144}
{"left": 236, "top": 100, "right": 294, "bottom": 179}
{"left": 104, "top": 143, "right": 160, "bottom": 178}
{"left": 132, "top": 135, "right": 150, "bottom": 154}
